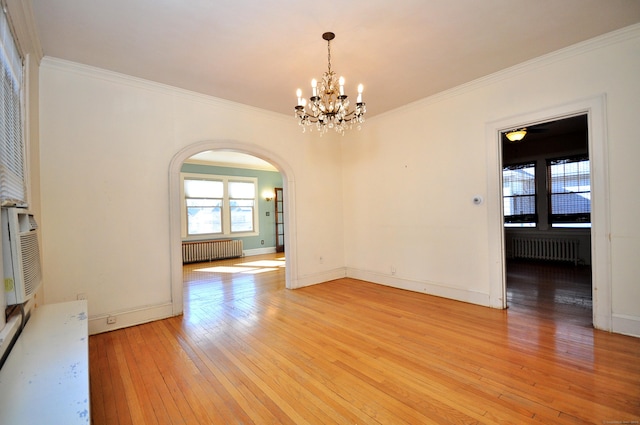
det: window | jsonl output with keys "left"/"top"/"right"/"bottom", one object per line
{"left": 182, "top": 174, "right": 258, "bottom": 237}
{"left": 503, "top": 162, "right": 536, "bottom": 227}
{"left": 0, "top": 8, "right": 26, "bottom": 206}
{"left": 185, "top": 179, "right": 223, "bottom": 235}
{"left": 548, "top": 156, "right": 590, "bottom": 228}
{"left": 228, "top": 181, "right": 255, "bottom": 233}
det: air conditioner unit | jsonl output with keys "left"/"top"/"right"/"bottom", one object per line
{"left": 1, "top": 207, "right": 42, "bottom": 305}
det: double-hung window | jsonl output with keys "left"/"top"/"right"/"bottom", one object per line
{"left": 503, "top": 162, "right": 536, "bottom": 227}
{"left": 228, "top": 181, "right": 255, "bottom": 233}
{"left": 184, "top": 179, "right": 223, "bottom": 235}
{"left": 548, "top": 156, "right": 590, "bottom": 227}
{"left": 182, "top": 174, "right": 258, "bottom": 237}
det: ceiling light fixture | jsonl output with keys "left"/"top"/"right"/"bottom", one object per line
{"left": 505, "top": 128, "right": 527, "bottom": 142}
{"left": 295, "top": 32, "right": 366, "bottom": 135}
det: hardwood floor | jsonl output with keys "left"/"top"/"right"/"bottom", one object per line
{"left": 506, "top": 259, "right": 593, "bottom": 327}
{"left": 90, "top": 254, "right": 640, "bottom": 424}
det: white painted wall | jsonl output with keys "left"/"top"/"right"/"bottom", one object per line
{"left": 343, "top": 25, "right": 640, "bottom": 337}
{"left": 38, "top": 59, "right": 346, "bottom": 333}
{"left": 37, "top": 25, "right": 640, "bottom": 337}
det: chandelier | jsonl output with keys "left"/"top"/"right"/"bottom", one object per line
{"left": 294, "top": 32, "right": 366, "bottom": 135}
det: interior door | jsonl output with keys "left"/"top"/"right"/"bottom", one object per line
{"left": 275, "top": 187, "right": 285, "bottom": 252}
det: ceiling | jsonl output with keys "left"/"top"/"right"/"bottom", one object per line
{"left": 31, "top": 0, "right": 640, "bottom": 119}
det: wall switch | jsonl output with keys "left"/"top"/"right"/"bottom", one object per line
{"left": 107, "top": 316, "right": 117, "bottom": 325}
{"left": 266, "top": 212, "right": 270, "bottom": 216}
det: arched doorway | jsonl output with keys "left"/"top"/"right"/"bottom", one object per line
{"left": 168, "top": 140, "right": 297, "bottom": 315}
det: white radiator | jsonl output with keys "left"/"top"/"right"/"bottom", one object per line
{"left": 510, "top": 238, "right": 579, "bottom": 265}
{"left": 182, "top": 239, "right": 243, "bottom": 263}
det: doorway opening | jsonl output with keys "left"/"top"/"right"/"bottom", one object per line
{"left": 169, "top": 141, "right": 297, "bottom": 317}
{"left": 501, "top": 114, "right": 592, "bottom": 325}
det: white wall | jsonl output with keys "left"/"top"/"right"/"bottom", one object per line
{"left": 38, "top": 25, "right": 640, "bottom": 338}
{"left": 343, "top": 25, "right": 640, "bottom": 337}
{"left": 38, "top": 59, "right": 346, "bottom": 334}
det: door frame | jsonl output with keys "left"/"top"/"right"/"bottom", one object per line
{"left": 485, "top": 95, "right": 611, "bottom": 331}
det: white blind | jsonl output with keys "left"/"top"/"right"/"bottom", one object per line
{"left": 0, "top": 7, "right": 26, "bottom": 206}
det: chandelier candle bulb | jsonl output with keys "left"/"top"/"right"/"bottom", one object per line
{"left": 357, "top": 84, "right": 363, "bottom": 103}
{"left": 296, "top": 89, "right": 302, "bottom": 106}
{"left": 339, "top": 76, "right": 345, "bottom": 96}
{"left": 311, "top": 79, "right": 317, "bottom": 97}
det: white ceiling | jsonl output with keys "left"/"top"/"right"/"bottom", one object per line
{"left": 32, "top": 0, "right": 640, "bottom": 120}
{"left": 186, "top": 151, "right": 278, "bottom": 171}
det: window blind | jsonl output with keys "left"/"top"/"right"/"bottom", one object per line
{"left": 0, "top": 7, "right": 26, "bottom": 206}
{"left": 548, "top": 156, "right": 590, "bottom": 224}
{"left": 503, "top": 162, "right": 536, "bottom": 224}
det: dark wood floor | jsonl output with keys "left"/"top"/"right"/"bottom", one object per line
{"left": 89, "top": 254, "right": 640, "bottom": 424}
{"left": 506, "top": 259, "right": 593, "bottom": 327}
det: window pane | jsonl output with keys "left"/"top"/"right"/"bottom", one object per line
{"left": 187, "top": 205, "right": 222, "bottom": 234}
{"left": 185, "top": 179, "right": 223, "bottom": 198}
{"left": 503, "top": 163, "right": 536, "bottom": 225}
{"left": 229, "top": 181, "right": 255, "bottom": 198}
{"left": 231, "top": 205, "right": 254, "bottom": 232}
{"left": 549, "top": 158, "right": 590, "bottom": 225}
{"left": 503, "top": 164, "right": 536, "bottom": 195}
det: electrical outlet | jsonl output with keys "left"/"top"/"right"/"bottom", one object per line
{"left": 391, "top": 266, "right": 396, "bottom": 275}
{"left": 77, "top": 293, "right": 87, "bottom": 300}
{"left": 319, "top": 256, "right": 324, "bottom": 264}
{"left": 107, "top": 316, "right": 117, "bottom": 325}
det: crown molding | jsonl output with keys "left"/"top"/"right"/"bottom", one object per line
{"left": 4, "top": 0, "right": 43, "bottom": 62}
{"left": 40, "top": 56, "right": 292, "bottom": 122}
{"left": 380, "top": 23, "right": 640, "bottom": 118}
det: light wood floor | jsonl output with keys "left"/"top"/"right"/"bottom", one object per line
{"left": 90, "top": 254, "right": 640, "bottom": 424}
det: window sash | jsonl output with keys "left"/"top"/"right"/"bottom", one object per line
{"left": 503, "top": 162, "right": 536, "bottom": 224}
{"left": 548, "top": 156, "right": 590, "bottom": 224}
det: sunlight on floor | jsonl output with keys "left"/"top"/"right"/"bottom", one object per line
{"left": 194, "top": 257, "right": 286, "bottom": 274}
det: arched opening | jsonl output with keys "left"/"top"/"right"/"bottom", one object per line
{"left": 168, "top": 140, "right": 297, "bottom": 315}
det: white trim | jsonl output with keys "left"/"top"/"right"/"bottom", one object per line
{"left": 377, "top": 24, "right": 640, "bottom": 121}
{"left": 169, "top": 140, "right": 297, "bottom": 316}
{"left": 346, "top": 268, "right": 491, "bottom": 307}
{"left": 296, "top": 267, "right": 347, "bottom": 289}
{"left": 485, "top": 94, "right": 611, "bottom": 330}
{"left": 87, "top": 302, "right": 173, "bottom": 335}
{"left": 244, "top": 247, "right": 277, "bottom": 256}
{"left": 40, "top": 56, "right": 291, "bottom": 121}
{"left": 611, "top": 314, "right": 640, "bottom": 338}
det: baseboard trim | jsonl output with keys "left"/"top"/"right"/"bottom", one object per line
{"left": 244, "top": 247, "right": 277, "bottom": 257}
{"left": 611, "top": 314, "right": 640, "bottom": 338}
{"left": 88, "top": 302, "right": 175, "bottom": 335}
{"left": 346, "top": 268, "right": 491, "bottom": 307}
{"left": 293, "top": 268, "right": 347, "bottom": 289}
